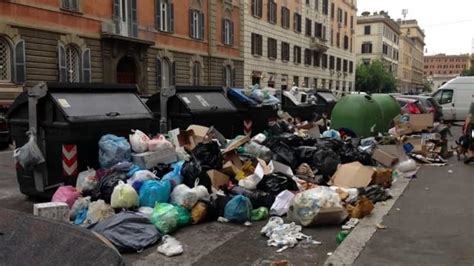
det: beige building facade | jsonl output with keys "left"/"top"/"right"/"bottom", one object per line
{"left": 398, "top": 20, "right": 425, "bottom": 92}
{"left": 242, "top": 0, "right": 357, "bottom": 95}
{"left": 355, "top": 11, "right": 400, "bottom": 75}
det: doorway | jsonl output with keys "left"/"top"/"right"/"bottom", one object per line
{"left": 116, "top": 56, "right": 137, "bottom": 84}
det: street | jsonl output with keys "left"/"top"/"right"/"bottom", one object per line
{"left": 1, "top": 126, "right": 472, "bottom": 265}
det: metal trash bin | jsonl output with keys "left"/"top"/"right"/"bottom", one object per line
{"left": 7, "top": 82, "right": 153, "bottom": 198}
{"left": 280, "top": 88, "right": 330, "bottom": 122}
{"left": 314, "top": 89, "right": 338, "bottom": 117}
{"left": 227, "top": 87, "right": 279, "bottom": 136}
{"left": 146, "top": 86, "right": 239, "bottom": 138}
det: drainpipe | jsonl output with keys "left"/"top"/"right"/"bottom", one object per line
{"left": 207, "top": 0, "right": 212, "bottom": 86}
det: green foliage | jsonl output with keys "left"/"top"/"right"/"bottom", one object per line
{"left": 355, "top": 60, "right": 398, "bottom": 93}
{"left": 461, "top": 65, "right": 474, "bottom": 76}
{"left": 422, "top": 80, "right": 432, "bottom": 92}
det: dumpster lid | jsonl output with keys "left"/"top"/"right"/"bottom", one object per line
{"left": 317, "top": 91, "right": 337, "bottom": 102}
{"left": 50, "top": 92, "right": 152, "bottom": 123}
{"left": 176, "top": 92, "right": 237, "bottom": 114}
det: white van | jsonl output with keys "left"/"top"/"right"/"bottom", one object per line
{"left": 432, "top": 77, "right": 474, "bottom": 121}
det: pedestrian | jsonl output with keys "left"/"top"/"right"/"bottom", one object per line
{"left": 462, "top": 103, "right": 474, "bottom": 164}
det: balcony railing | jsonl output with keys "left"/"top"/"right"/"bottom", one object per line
{"left": 310, "top": 37, "right": 329, "bottom": 52}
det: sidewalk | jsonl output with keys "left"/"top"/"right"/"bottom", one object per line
{"left": 353, "top": 158, "right": 474, "bottom": 265}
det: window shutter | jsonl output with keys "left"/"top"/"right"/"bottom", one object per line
{"left": 199, "top": 12, "right": 204, "bottom": 40}
{"left": 189, "top": 10, "right": 193, "bottom": 37}
{"left": 71, "top": 0, "right": 78, "bottom": 11}
{"left": 130, "top": 0, "right": 138, "bottom": 37}
{"left": 230, "top": 21, "right": 234, "bottom": 45}
{"left": 82, "top": 48, "right": 91, "bottom": 82}
{"left": 156, "top": 58, "right": 162, "bottom": 88}
{"left": 113, "top": 0, "right": 120, "bottom": 34}
{"left": 232, "top": 68, "right": 236, "bottom": 87}
{"left": 169, "top": 3, "right": 174, "bottom": 32}
{"left": 14, "top": 40, "right": 26, "bottom": 84}
{"left": 156, "top": 0, "right": 161, "bottom": 30}
{"left": 293, "top": 13, "right": 296, "bottom": 31}
{"left": 63, "top": 0, "right": 70, "bottom": 9}
{"left": 281, "top": 8, "right": 284, "bottom": 27}
{"left": 251, "top": 0, "right": 255, "bottom": 16}
{"left": 267, "top": 1, "right": 271, "bottom": 22}
{"left": 58, "top": 43, "right": 67, "bottom": 82}
{"left": 171, "top": 61, "right": 176, "bottom": 86}
{"left": 222, "top": 19, "right": 225, "bottom": 44}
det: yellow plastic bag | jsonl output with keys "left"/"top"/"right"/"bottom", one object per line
{"left": 110, "top": 181, "right": 139, "bottom": 209}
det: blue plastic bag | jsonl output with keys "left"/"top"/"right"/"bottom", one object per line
{"left": 99, "top": 134, "right": 131, "bottom": 169}
{"left": 74, "top": 208, "right": 88, "bottom": 225}
{"left": 162, "top": 161, "right": 185, "bottom": 188}
{"left": 139, "top": 179, "right": 172, "bottom": 207}
{"left": 224, "top": 195, "right": 253, "bottom": 224}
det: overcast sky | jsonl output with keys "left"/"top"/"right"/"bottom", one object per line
{"left": 357, "top": 0, "right": 474, "bottom": 55}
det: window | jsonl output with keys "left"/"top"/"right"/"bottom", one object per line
{"left": 65, "top": 46, "right": 80, "bottom": 82}
{"left": 251, "top": 0, "right": 263, "bottom": 18}
{"left": 349, "top": 61, "right": 353, "bottom": 73}
{"left": 304, "top": 49, "right": 311, "bottom": 65}
{"left": 0, "top": 38, "right": 12, "bottom": 82}
{"left": 293, "top": 76, "right": 299, "bottom": 86}
{"left": 222, "top": 19, "right": 234, "bottom": 45}
{"left": 313, "top": 51, "right": 321, "bottom": 67}
{"left": 281, "top": 42, "right": 290, "bottom": 62}
{"left": 156, "top": 57, "right": 175, "bottom": 88}
{"left": 294, "top": 13, "right": 302, "bottom": 33}
{"left": 350, "top": 37, "right": 352, "bottom": 52}
{"left": 57, "top": 43, "right": 91, "bottom": 83}
{"left": 267, "top": 38, "right": 277, "bottom": 59}
{"left": 156, "top": 0, "right": 174, "bottom": 32}
{"left": 223, "top": 65, "right": 234, "bottom": 88}
{"left": 61, "top": 0, "right": 79, "bottom": 11}
{"left": 192, "top": 61, "right": 201, "bottom": 86}
{"left": 322, "top": 0, "right": 328, "bottom": 15}
{"left": 189, "top": 9, "right": 204, "bottom": 40}
{"left": 313, "top": 78, "right": 318, "bottom": 89}
{"left": 251, "top": 33, "right": 263, "bottom": 56}
{"left": 321, "top": 53, "right": 328, "bottom": 68}
{"left": 336, "top": 32, "right": 340, "bottom": 47}
{"left": 337, "top": 8, "right": 343, "bottom": 23}
{"left": 281, "top": 7, "right": 290, "bottom": 28}
{"left": 330, "top": 29, "right": 334, "bottom": 45}
{"left": 315, "top": 22, "right": 323, "bottom": 38}
{"left": 293, "top": 46, "right": 301, "bottom": 64}
{"left": 336, "top": 57, "right": 341, "bottom": 71}
{"left": 315, "top": 0, "right": 319, "bottom": 10}
{"left": 329, "top": 55, "right": 335, "bottom": 69}
{"left": 364, "top": 25, "right": 371, "bottom": 35}
{"left": 382, "top": 43, "right": 388, "bottom": 55}
{"left": 343, "top": 59, "right": 348, "bottom": 72}
{"left": 305, "top": 18, "right": 312, "bottom": 36}
{"left": 268, "top": 0, "right": 277, "bottom": 24}
{"left": 113, "top": 0, "right": 138, "bottom": 37}
{"left": 329, "top": 2, "right": 334, "bottom": 18}
{"left": 361, "top": 42, "right": 372, "bottom": 53}
{"left": 306, "top": 0, "right": 310, "bottom": 5}
{"left": 350, "top": 15, "right": 353, "bottom": 29}
{"left": 343, "top": 35, "right": 349, "bottom": 50}
{"left": 344, "top": 11, "right": 347, "bottom": 26}
{"left": 434, "top": 89, "right": 453, "bottom": 104}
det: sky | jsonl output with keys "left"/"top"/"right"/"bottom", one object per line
{"left": 357, "top": 0, "right": 474, "bottom": 55}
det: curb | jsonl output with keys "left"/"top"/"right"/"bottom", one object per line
{"left": 324, "top": 175, "right": 412, "bottom": 266}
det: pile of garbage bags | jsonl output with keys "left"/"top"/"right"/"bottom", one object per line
{"left": 45, "top": 118, "right": 415, "bottom": 255}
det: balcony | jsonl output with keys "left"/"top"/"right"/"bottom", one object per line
{"left": 310, "top": 37, "right": 329, "bottom": 52}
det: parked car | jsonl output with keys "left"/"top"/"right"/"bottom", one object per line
{"left": 400, "top": 95, "right": 443, "bottom": 121}
{"left": 0, "top": 115, "right": 11, "bottom": 149}
{"left": 395, "top": 97, "right": 426, "bottom": 115}
{"left": 432, "top": 77, "right": 474, "bottom": 121}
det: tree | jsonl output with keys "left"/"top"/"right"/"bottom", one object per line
{"left": 355, "top": 60, "right": 397, "bottom": 93}
{"left": 461, "top": 65, "right": 474, "bottom": 76}
{"left": 422, "top": 80, "right": 432, "bottom": 93}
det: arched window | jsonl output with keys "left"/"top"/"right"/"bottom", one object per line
{"left": 223, "top": 65, "right": 232, "bottom": 88}
{"left": 161, "top": 58, "right": 170, "bottom": 87}
{"left": 65, "top": 46, "right": 80, "bottom": 82}
{"left": 156, "top": 56, "right": 175, "bottom": 89}
{"left": 0, "top": 38, "right": 12, "bottom": 82}
{"left": 192, "top": 61, "right": 201, "bottom": 86}
{"left": 58, "top": 42, "right": 91, "bottom": 83}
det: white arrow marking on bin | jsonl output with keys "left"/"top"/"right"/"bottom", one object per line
{"left": 62, "top": 160, "right": 78, "bottom": 176}
{"left": 62, "top": 145, "right": 77, "bottom": 160}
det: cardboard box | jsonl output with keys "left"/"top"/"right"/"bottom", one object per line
{"left": 409, "top": 113, "right": 434, "bottom": 132}
{"left": 312, "top": 207, "right": 348, "bottom": 226}
{"left": 404, "top": 136, "right": 428, "bottom": 156}
{"left": 33, "top": 202, "right": 69, "bottom": 222}
{"left": 187, "top": 125, "right": 210, "bottom": 144}
{"left": 372, "top": 148, "right": 399, "bottom": 167}
{"left": 377, "top": 144, "right": 410, "bottom": 162}
{"left": 132, "top": 148, "right": 178, "bottom": 169}
{"left": 332, "top": 162, "right": 375, "bottom": 188}
{"left": 207, "top": 170, "right": 230, "bottom": 189}
{"left": 395, "top": 123, "right": 413, "bottom": 136}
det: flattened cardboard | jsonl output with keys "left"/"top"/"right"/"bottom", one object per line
{"left": 409, "top": 113, "right": 434, "bottom": 132}
{"left": 332, "top": 162, "right": 375, "bottom": 188}
{"left": 187, "top": 125, "right": 210, "bottom": 144}
{"left": 377, "top": 144, "right": 410, "bottom": 162}
{"left": 372, "top": 148, "right": 399, "bottom": 167}
{"left": 313, "top": 207, "right": 348, "bottom": 226}
{"left": 223, "top": 135, "right": 250, "bottom": 153}
{"left": 207, "top": 170, "right": 230, "bottom": 189}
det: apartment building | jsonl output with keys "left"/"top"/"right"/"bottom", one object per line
{"left": 0, "top": 0, "right": 243, "bottom": 106}
{"left": 355, "top": 11, "right": 400, "bottom": 75}
{"left": 242, "top": 0, "right": 356, "bottom": 93}
{"left": 397, "top": 19, "right": 425, "bottom": 93}
{"left": 424, "top": 53, "right": 471, "bottom": 89}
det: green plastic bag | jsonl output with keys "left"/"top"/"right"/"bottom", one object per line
{"left": 151, "top": 203, "right": 178, "bottom": 234}
{"left": 175, "top": 205, "right": 192, "bottom": 227}
{"left": 251, "top": 207, "right": 269, "bottom": 221}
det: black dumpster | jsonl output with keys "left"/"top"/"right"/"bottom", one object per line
{"left": 7, "top": 82, "right": 153, "bottom": 198}
{"left": 280, "top": 89, "right": 328, "bottom": 122}
{"left": 227, "top": 88, "right": 279, "bottom": 136}
{"left": 146, "top": 86, "right": 239, "bottom": 138}
{"left": 315, "top": 89, "right": 338, "bottom": 117}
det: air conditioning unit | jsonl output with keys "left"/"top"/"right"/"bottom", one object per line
{"left": 101, "top": 22, "right": 116, "bottom": 34}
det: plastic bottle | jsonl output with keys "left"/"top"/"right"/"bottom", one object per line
{"left": 336, "top": 230, "right": 350, "bottom": 244}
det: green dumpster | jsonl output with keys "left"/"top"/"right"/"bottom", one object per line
{"left": 330, "top": 94, "right": 384, "bottom": 137}
{"left": 371, "top": 94, "right": 401, "bottom": 132}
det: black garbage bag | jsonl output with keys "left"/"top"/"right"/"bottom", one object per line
{"left": 312, "top": 148, "right": 341, "bottom": 179}
{"left": 92, "top": 171, "right": 128, "bottom": 203}
{"left": 228, "top": 185, "right": 275, "bottom": 208}
{"left": 192, "top": 142, "right": 223, "bottom": 171}
{"left": 257, "top": 173, "right": 299, "bottom": 196}
{"left": 181, "top": 160, "right": 213, "bottom": 193}
{"left": 357, "top": 185, "right": 392, "bottom": 203}
{"left": 89, "top": 211, "right": 161, "bottom": 253}
{"left": 340, "top": 142, "right": 373, "bottom": 165}
{"left": 264, "top": 133, "right": 316, "bottom": 148}
{"left": 317, "top": 138, "right": 345, "bottom": 154}
{"left": 150, "top": 163, "right": 172, "bottom": 177}
{"left": 269, "top": 142, "right": 298, "bottom": 169}
{"left": 206, "top": 194, "right": 232, "bottom": 221}
{"left": 295, "top": 146, "right": 318, "bottom": 164}
{"left": 267, "top": 121, "right": 293, "bottom": 136}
